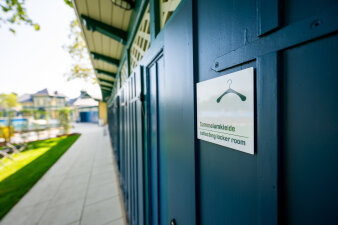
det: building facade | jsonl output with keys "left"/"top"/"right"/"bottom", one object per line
{"left": 67, "top": 90, "right": 100, "bottom": 123}
{"left": 18, "top": 88, "right": 66, "bottom": 119}
{"left": 73, "top": 0, "right": 338, "bottom": 225}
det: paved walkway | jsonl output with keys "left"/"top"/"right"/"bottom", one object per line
{"left": 0, "top": 123, "right": 126, "bottom": 225}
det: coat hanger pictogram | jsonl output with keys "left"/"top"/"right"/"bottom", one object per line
{"left": 216, "top": 79, "right": 246, "bottom": 103}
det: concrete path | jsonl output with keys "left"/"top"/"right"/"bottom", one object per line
{"left": 0, "top": 123, "right": 126, "bottom": 225}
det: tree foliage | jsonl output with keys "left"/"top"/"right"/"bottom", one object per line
{"left": 58, "top": 107, "right": 71, "bottom": 134}
{"left": 63, "top": 0, "right": 96, "bottom": 83}
{"left": 0, "top": 0, "right": 94, "bottom": 82}
{"left": 0, "top": 93, "right": 18, "bottom": 110}
{"left": 63, "top": 0, "right": 73, "bottom": 8}
{"left": 63, "top": 18, "right": 96, "bottom": 83}
{"left": 0, "top": 93, "right": 18, "bottom": 143}
{"left": 0, "top": 0, "right": 39, "bottom": 33}
{"left": 21, "top": 109, "right": 33, "bottom": 117}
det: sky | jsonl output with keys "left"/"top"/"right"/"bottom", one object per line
{"left": 0, "top": 0, "right": 101, "bottom": 99}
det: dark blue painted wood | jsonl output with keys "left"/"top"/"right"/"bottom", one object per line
{"left": 156, "top": 56, "right": 168, "bottom": 225}
{"left": 257, "top": 0, "right": 279, "bottom": 35}
{"left": 164, "top": 0, "right": 197, "bottom": 224}
{"left": 135, "top": 66, "right": 144, "bottom": 225}
{"left": 107, "top": 1, "right": 338, "bottom": 225}
{"left": 126, "top": 83, "right": 131, "bottom": 220}
{"left": 280, "top": 34, "right": 338, "bottom": 225}
{"left": 130, "top": 76, "right": 136, "bottom": 225}
{"left": 257, "top": 53, "right": 278, "bottom": 224}
{"left": 149, "top": 63, "right": 159, "bottom": 225}
{"left": 141, "top": 45, "right": 166, "bottom": 225}
{"left": 142, "top": 65, "right": 151, "bottom": 225}
{"left": 197, "top": 62, "right": 257, "bottom": 225}
{"left": 212, "top": 3, "right": 338, "bottom": 72}
{"left": 197, "top": 1, "right": 258, "bottom": 224}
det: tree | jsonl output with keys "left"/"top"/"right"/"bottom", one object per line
{"left": 0, "top": 0, "right": 39, "bottom": 33}
{"left": 63, "top": 0, "right": 73, "bottom": 8}
{"left": 63, "top": 1, "right": 96, "bottom": 83}
{"left": 21, "top": 109, "right": 33, "bottom": 117}
{"left": 33, "top": 109, "right": 44, "bottom": 120}
{"left": 1, "top": 0, "right": 95, "bottom": 83}
{"left": 0, "top": 93, "right": 18, "bottom": 109}
{"left": 0, "top": 93, "right": 19, "bottom": 143}
{"left": 58, "top": 108, "right": 71, "bottom": 135}
{"left": 63, "top": 18, "right": 96, "bottom": 83}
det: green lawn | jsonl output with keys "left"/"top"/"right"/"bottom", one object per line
{"left": 0, "top": 134, "right": 80, "bottom": 220}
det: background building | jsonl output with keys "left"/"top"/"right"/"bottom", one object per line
{"left": 18, "top": 88, "right": 66, "bottom": 119}
{"left": 68, "top": 90, "right": 106, "bottom": 123}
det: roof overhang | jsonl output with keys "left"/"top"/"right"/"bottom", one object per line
{"left": 73, "top": 0, "right": 134, "bottom": 101}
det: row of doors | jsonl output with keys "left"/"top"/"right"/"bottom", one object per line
{"left": 109, "top": 54, "right": 165, "bottom": 225}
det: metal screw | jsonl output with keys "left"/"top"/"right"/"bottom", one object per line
{"left": 214, "top": 61, "right": 219, "bottom": 68}
{"left": 311, "top": 19, "right": 322, "bottom": 29}
{"left": 170, "top": 219, "right": 176, "bottom": 225}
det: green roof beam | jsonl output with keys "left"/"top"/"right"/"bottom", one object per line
{"left": 98, "top": 77, "right": 114, "bottom": 83}
{"left": 81, "top": 15, "right": 128, "bottom": 45}
{"left": 95, "top": 69, "right": 116, "bottom": 77}
{"left": 99, "top": 81, "right": 114, "bottom": 87}
{"left": 100, "top": 84, "right": 113, "bottom": 89}
{"left": 91, "top": 52, "right": 120, "bottom": 66}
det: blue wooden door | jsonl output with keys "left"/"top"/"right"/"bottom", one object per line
{"left": 145, "top": 55, "right": 166, "bottom": 225}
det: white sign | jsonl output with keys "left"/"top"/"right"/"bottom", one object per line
{"left": 197, "top": 67, "right": 255, "bottom": 154}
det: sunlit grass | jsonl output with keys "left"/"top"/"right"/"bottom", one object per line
{"left": 0, "top": 139, "right": 62, "bottom": 181}
{"left": 0, "top": 134, "right": 80, "bottom": 220}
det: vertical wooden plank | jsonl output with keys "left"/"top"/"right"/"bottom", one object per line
{"left": 130, "top": 76, "right": 135, "bottom": 225}
{"left": 126, "top": 84, "right": 130, "bottom": 219}
{"left": 257, "top": 52, "right": 279, "bottom": 225}
{"left": 149, "top": 63, "right": 159, "bottom": 225}
{"left": 133, "top": 74, "right": 138, "bottom": 225}
{"left": 135, "top": 67, "right": 144, "bottom": 225}
{"left": 165, "top": 0, "right": 196, "bottom": 224}
{"left": 257, "top": 0, "right": 279, "bottom": 36}
{"left": 143, "top": 66, "right": 151, "bottom": 225}
{"left": 128, "top": 79, "right": 132, "bottom": 222}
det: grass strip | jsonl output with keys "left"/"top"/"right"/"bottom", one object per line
{"left": 0, "top": 134, "right": 80, "bottom": 219}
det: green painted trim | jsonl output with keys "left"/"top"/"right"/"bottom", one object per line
{"left": 95, "top": 69, "right": 116, "bottom": 77}
{"left": 81, "top": 15, "right": 128, "bottom": 44}
{"left": 116, "top": 0, "right": 149, "bottom": 79}
{"left": 138, "top": 29, "right": 164, "bottom": 66}
{"left": 91, "top": 52, "right": 120, "bottom": 66}
{"left": 150, "top": 0, "right": 160, "bottom": 41}
{"left": 126, "top": 49, "right": 130, "bottom": 77}
{"left": 108, "top": 0, "right": 151, "bottom": 102}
